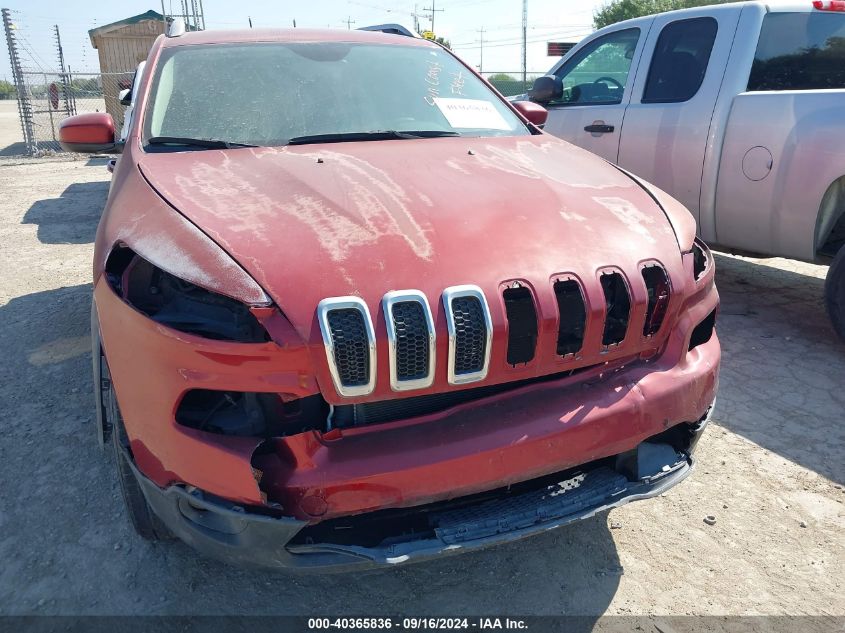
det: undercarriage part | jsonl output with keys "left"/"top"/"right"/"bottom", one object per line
{"left": 689, "top": 308, "right": 717, "bottom": 351}
{"left": 503, "top": 285, "right": 538, "bottom": 366}
{"left": 105, "top": 246, "right": 269, "bottom": 342}
{"left": 819, "top": 210, "right": 845, "bottom": 259}
{"left": 641, "top": 264, "right": 671, "bottom": 337}
{"left": 600, "top": 272, "right": 631, "bottom": 346}
{"left": 553, "top": 279, "right": 586, "bottom": 356}
{"left": 176, "top": 389, "right": 327, "bottom": 437}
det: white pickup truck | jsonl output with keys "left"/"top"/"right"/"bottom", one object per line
{"left": 520, "top": 0, "right": 845, "bottom": 339}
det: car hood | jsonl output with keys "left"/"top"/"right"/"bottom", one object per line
{"left": 139, "top": 135, "right": 684, "bottom": 339}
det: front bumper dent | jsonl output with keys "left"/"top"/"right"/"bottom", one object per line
{"left": 131, "top": 407, "right": 713, "bottom": 571}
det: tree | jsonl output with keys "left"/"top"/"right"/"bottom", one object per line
{"left": 487, "top": 73, "right": 515, "bottom": 82}
{"left": 0, "top": 80, "right": 16, "bottom": 100}
{"left": 434, "top": 36, "right": 451, "bottom": 49}
{"left": 594, "top": 0, "right": 738, "bottom": 29}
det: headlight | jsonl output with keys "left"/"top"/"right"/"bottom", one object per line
{"left": 105, "top": 246, "right": 269, "bottom": 343}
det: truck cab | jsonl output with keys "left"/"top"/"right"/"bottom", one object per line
{"left": 524, "top": 1, "right": 845, "bottom": 339}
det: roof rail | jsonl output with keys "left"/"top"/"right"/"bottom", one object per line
{"left": 165, "top": 16, "right": 186, "bottom": 37}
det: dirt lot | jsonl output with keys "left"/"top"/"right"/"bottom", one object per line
{"left": 0, "top": 100, "right": 843, "bottom": 618}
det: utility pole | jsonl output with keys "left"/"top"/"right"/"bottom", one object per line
{"left": 423, "top": 0, "right": 443, "bottom": 34}
{"left": 2, "top": 7, "right": 34, "bottom": 154}
{"left": 342, "top": 16, "right": 356, "bottom": 30}
{"left": 477, "top": 26, "right": 485, "bottom": 73}
{"left": 521, "top": 0, "right": 527, "bottom": 87}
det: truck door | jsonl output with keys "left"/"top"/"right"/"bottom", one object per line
{"left": 617, "top": 9, "right": 738, "bottom": 224}
{"left": 542, "top": 26, "right": 648, "bottom": 163}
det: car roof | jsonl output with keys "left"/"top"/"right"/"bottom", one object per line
{"left": 160, "top": 27, "right": 437, "bottom": 48}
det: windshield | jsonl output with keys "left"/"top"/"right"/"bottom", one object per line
{"left": 143, "top": 41, "right": 530, "bottom": 148}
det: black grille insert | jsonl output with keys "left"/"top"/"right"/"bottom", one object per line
{"left": 554, "top": 280, "right": 586, "bottom": 356}
{"left": 503, "top": 286, "right": 538, "bottom": 365}
{"left": 452, "top": 296, "right": 487, "bottom": 375}
{"left": 391, "top": 301, "right": 430, "bottom": 382}
{"left": 326, "top": 308, "right": 370, "bottom": 387}
{"left": 600, "top": 272, "right": 631, "bottom": 347}
{"left": 642, "top": 265, "right": 670, "bottom": 337}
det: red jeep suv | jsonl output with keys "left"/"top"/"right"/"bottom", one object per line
{"left": 59, "top": 26, "right": 720, "bottom": 569}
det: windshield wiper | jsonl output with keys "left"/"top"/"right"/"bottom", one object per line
{"left": 146, "top": 136, "right": 257, "bottom": 149}
{"left": 287, "top": 130, "right": 461, "bottom": 146}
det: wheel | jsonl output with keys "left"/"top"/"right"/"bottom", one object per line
{"left": 105, "top": 366, "right": 173, "bottom": 541}
{"left": 825, "top": 247, "right": 845, "bottom": 342}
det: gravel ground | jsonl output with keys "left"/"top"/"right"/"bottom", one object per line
{"left": 0, "top": 101, "right": 843, "bottom": 618}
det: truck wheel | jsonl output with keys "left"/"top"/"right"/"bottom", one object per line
{"left": 106, "top": 371, "right": 173, "bottom": 541}
{"left": 825, "top": 248, "right": 845, "bottom": 342}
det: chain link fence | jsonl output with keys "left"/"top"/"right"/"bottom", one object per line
{"left": 16, "top": 70, "right": 133, "bottom": 155}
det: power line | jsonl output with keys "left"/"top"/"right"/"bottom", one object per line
{"left": 452, "top": 27, "right": 590, "bottom": 49}
{"left": 422, "top": 0, "right": 444, "bottom": 33}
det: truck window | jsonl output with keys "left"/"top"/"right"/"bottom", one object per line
{"left": 748, "top": 12, "right": 845, "bottom": 91}
{"left": 642, "top": 17, "right": 718, "bottom": 103}
{"left": 551, "top": 29, "right": 640, "bottom": 106}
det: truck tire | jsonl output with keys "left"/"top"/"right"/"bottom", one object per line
{"left": 825, "top": 247, "right": 845, "bottom": 342}
{"left": 106, "top": 370, "right": 173, "bottom": 541}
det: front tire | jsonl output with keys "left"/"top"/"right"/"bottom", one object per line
{"left": 106, "top": 368, "right": 172, "bottom": 541}
{"left": 825, "top": 248, "right": 845, "bottom": 342}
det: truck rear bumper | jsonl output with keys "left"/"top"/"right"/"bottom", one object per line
{"left": 130, "top": 406, "right": 712, "bottom": 571}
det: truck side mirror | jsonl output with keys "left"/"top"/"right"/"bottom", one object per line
{"left": 529, "top": 75, "right": 562, "bottom": 104}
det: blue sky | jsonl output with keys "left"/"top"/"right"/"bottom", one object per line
{"left": 1, "top": 0, "right": 604, "bottom": 81}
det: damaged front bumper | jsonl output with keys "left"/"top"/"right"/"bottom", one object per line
{"left": 129, "top": 407, "right": 713, "bottom": 571}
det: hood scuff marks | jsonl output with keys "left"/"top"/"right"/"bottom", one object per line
{"left": 170, "top": 149, "right": 434, "bottom": 265}
{"left": 593, "top": 196, "right": 656, "bottom": 244}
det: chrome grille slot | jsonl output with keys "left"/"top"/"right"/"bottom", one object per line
{"left": 382, "top": 290, "right": 436, "bottom": 392}
{"left": 443, "top": 285, "right": 492, "bottom": 385}
{"left": 317, "top": 297, "right": 376, "bottom": 397}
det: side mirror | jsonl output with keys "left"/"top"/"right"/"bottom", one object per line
{"left": 59, "top": 113, "right": 120, "bottom": 154}
{"left": 528, "top": 75, "right": 562, "bottom": 104}
{"left": 119, "top": 88, "right": 132, "bottom": 106}
{"left": 512, "top": 100, "right": 548, "bottom": 127}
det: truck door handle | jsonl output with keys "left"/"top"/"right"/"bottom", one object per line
{"left": 584, "top": 124, "right": 615, "bottom": 134}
